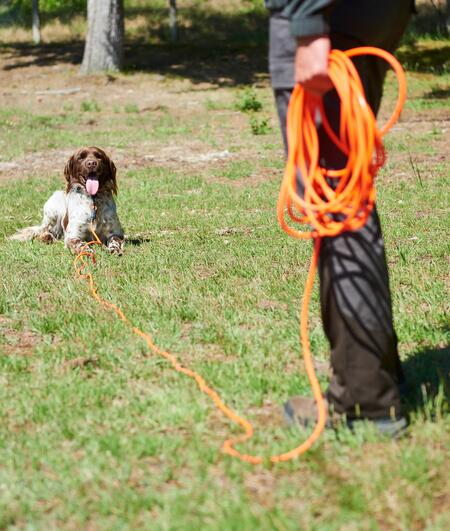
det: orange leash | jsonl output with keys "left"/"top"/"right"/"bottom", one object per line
{"left": 74, "top": 47, "right": 406, "bottom": 464}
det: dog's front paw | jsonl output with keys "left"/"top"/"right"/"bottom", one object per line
{"left": 38, "top": 231, "right": 56, "bottom": 244}
{"left": 107, "top": 236, "right": 124, "bottom": 256}
{"left": 67, "top": 238, "right": 90, "bottom": 255}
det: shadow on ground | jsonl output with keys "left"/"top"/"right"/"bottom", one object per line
{"left": 397, "top": 43, "right": 450, "bottom": 74}
{"left": 403, "top": 336, "right": 450, "bottom": 414}
{"left": 0, "top": 5, "right": 269, "bottom": 87}
{"left": 424, "top": 86, "right": 450, "bottom": 99}
{"left": 125, "top": 235, "right": 153, "bottom": 246}
{"left": 2, "top": 3, "right": 450, "bottom": 81}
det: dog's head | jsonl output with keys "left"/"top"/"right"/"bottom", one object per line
{"left": 64, "top": 147, "right": 117, "bottom": 196}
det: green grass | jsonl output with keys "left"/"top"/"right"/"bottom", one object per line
{"left": 1, "top": 157, "right": 449, "bottom": 528}
{"left": 0, "top": 2, "right": 449, "bottom": 528}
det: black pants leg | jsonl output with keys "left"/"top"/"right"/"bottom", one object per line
{"left": 270, "top": 0, "right": 413, "bottom": 419}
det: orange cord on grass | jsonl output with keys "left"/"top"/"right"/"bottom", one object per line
{"left": 74, "top": 46, "right": 406, "bottom": 465}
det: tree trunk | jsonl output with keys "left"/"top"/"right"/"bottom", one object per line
{"left": 80, "top": 0, "right": 124, "bottom": 74}
{"left": 169, "top": 0, "right": 177, "bottom": 42}
{"left": 32, "top": 0, "right": 41, "bottom": 45}
{"left": 447, "top": 0, "right": 450, "bottom": 34}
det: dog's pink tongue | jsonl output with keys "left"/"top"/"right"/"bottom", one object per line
{"left": 86, "top": 179, "right": 99, "bottom": 196}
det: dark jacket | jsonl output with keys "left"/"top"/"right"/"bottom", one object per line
{"left": 264, "top": 0, "right": 337, "bottom": 38}
{"left": 264, "top": 0, "right": 415, "bottom": 39}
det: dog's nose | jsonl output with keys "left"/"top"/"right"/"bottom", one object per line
{"left": 86, "top": 159, "right": 98, "bottom": 170}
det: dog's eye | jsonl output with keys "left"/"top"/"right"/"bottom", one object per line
{"left": 78, "top": 152, "right": 87, "bottom": 161}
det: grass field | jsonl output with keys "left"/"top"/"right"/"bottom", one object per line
{"left": 0, "top": 1, "right": 449, "bottom": 529}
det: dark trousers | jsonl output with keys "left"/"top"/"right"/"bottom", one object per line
{"left": 270, "top": 0, "right": 413, "bottom": 419}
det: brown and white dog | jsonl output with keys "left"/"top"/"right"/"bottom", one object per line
{"left": 9, "top": 147, "right": 124, "bottom": 255}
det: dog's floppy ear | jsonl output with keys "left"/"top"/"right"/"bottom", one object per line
{"left": 107, "top": 157, "right": 118, "bottom": 195}
{"left": 95, "top": 147, "right": 118, "bottom": 195}
{"left": 64, "top": 154, "right": 76, "bottom": 193}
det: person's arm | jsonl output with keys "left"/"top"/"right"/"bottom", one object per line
{"left": 282, "top": 0, "right": 337, "bottom": 95}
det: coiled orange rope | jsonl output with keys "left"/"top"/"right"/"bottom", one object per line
{"left": 74, "top": 46, "right": 406, "bottom": 464}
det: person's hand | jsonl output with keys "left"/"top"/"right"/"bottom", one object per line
{"left": 295, "top": 35, "right": 333, "bottom": 97}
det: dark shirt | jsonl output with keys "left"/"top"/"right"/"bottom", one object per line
{"left": 264, "top": 0, "right": 337, "bottom": 38}
{"left": 264, "top": 0, "right": 416, "bottom": 39}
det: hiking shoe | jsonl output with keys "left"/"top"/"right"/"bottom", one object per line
{"left": 347, "top": 415, "right": 408, "bottom": 439}
{"left": 283, "top": 395, "right": 408, "bottom": 439}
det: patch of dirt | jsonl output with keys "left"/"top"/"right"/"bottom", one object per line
{"left": 1, "top": 27, "right": 449, "bottom": 197}
{"left": 62, "top": 356, "right": 99, "bottom": 370}
{"left": 0, "top": 315, "right": 40, "bottom": 356}
{"left": 143, "top": 147, "right": 233, "bottom": 165}
{"left": 246, "top": 400, "right": 285, "bottom": 427}
{"left": 214, "top": 226, "right": 268, "bottom": 237}
{"left": 194, "top": 265, "right": 217, "bottom": 280}
{"left": 180, "top": 322, "right": 194, "bottom": 340}
{"left": 244, "top": 469, "right": 279, "bottom": 509}
{"left": 282, "top": 352, "right": 330, "bottom": 378}
{"left": 206, "top": 399, "right": 284, "bottom": 446}
{"left": 0, "top": 40, "right": 272, "bottom": 184}
{"left": 256, "top": 299, "right": 289, "bottom": 312}
{"left": 0, "top": 45, "right": 264, "bottom": 184}
{"left": 0, "top": 148, "right": 74, "bottom": 182}
{"left": 0, "top": 146, "right": 237, "bottom": 184}
{"left": 196, "top": 343, "right": 237, "bottom": 364}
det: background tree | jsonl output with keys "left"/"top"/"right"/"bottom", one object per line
{"left": 80, "top": 0, "right": 124, "bottom": 74}
{"left": 169, "top": 0, "right": 177, "bottom": 42}
{"left": 447, "top": 0, "right": 450, "bottom": 33}
{"left": 32, "top": 0, "right": 40, "bottom": 44}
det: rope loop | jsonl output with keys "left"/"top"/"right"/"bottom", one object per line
{"left": 278, "top": 47, "right": 406, "bottom": 240}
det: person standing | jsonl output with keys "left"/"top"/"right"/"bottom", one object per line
{"left": 265, "top": 0, "right": 415, "bottom": 436}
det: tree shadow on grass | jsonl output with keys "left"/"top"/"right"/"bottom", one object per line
{"left": 402, "top": 336, "right": 450, "bottom": 415}
{"left": 1, "top": 41, "right": 84, "bottom": 71}
{"left": 0, "top": 5, "right": 269, "bottom": 87}
{"left": 2, "top": 3, "right": 449, "bottom": 83}
{"left": 424, "top": 86, "right": 450, "bottom": 100}
{"left": 2, "top": 2, "right": 450, "bottom": 81}
{"left": 397, "top": 43, "right": 450, "bottom": 74}
{"left": 1, "top": 40, "right": 268, "bottom": 87}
